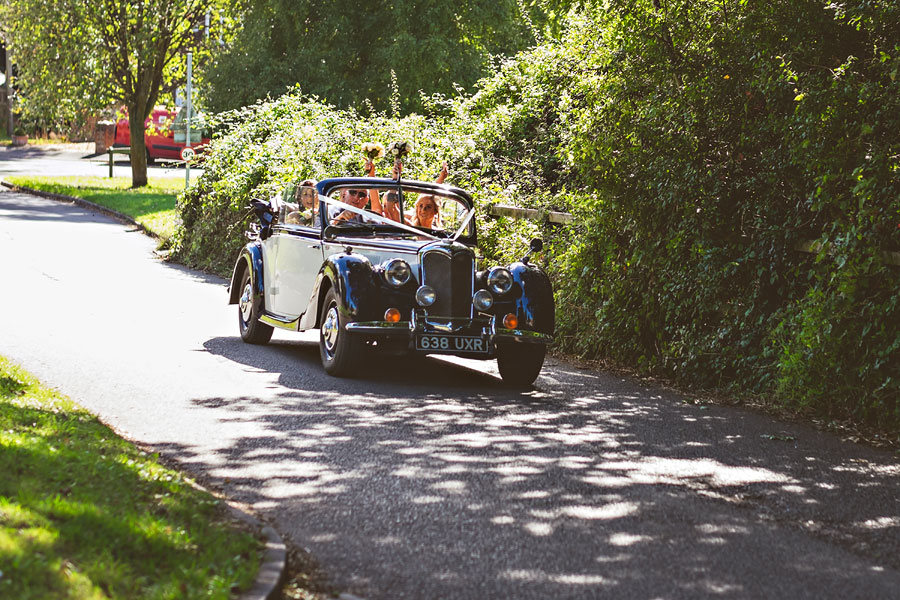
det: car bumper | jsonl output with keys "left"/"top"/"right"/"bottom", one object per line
{"left": 344, "top": 314, "right": 553, "bottom": 355}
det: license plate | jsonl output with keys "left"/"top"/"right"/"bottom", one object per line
{"left": 415, "top": 334, "right": 489, "bottom": 354}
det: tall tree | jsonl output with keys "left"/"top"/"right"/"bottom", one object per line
{"left": 0, "top": 0, "right": 233, "bottom": 186}
{"left": 203, "top": 0, "right": 539, "bottom": 115}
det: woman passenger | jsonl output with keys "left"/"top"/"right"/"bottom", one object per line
{"left": 410, "top": 194, "right": 441, "bottom": 229}
{"left": 383, "top": 162, "right": 448, "bottom": 227}
{"left": 285, "top": 179, "right": 319, "bottom": 226}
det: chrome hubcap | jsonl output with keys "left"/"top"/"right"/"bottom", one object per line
{"left": 239, "top": 283, "right": 253, "bottom": 322}
{"left": 321, "top": 305, "right": 340, "bottom": 357}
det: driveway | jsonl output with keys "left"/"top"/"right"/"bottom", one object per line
{"left": 0, "top": 185, "right": 898, "bottom": 599}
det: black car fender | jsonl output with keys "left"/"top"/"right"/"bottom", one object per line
{"left": 228, "top": 242, "right": 264, "bottom": 305}
{"left": 319, "top": 252, "right": 380, "bottom": 321}
{"left": 509, "top": 262, "right": 555, "bottom": 335}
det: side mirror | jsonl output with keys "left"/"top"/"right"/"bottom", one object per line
{"left": 522, "top": 238, "right": 544, "bottom": 265}
{"left": 323, "top": 226, "right": 339, "bottom": 241}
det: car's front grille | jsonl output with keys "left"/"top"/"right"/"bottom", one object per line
{"left": 422, "top": 246, "right": 473, "bottom": 319}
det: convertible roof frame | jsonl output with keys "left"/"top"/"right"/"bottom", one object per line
{"left": 316, "top": 177, "right": 474, "bottom": 210}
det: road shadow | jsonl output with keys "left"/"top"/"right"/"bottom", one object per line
{"left": 203, "top": 334, "right": 533, "bottom": 401}
{"left": 156, "top": 335, "right": 900, "bottom": 599}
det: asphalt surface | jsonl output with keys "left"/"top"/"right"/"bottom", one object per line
{"left": 1, "top": 147, "right": 899, "bottom": 599}
{"left": 0, "top": 142, "right": 197, "bottom": 180}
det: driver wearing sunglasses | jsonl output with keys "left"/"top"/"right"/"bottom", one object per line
{"left": 330, "top": 189, "right": 374, "bottom": 224}
{"left": 329, "top": 158, "right": 386, "bottom": 225}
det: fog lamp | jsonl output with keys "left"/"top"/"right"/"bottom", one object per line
{"left": 503, "top": 313, "right": 518, "bottom": 329}
{"left": 416, "top": 285, "right": 436, "bottom": 307}
{"left": 472, "top": 289, "right": 494, "bottom": 312}
{"left": 384, "top": 308, "right": 401, "bottom": 323}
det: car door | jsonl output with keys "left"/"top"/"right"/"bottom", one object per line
{"left": 267, "top": 225, "right": 323, "bottom": 319}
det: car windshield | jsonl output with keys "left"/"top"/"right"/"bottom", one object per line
{"left": 323, "top": 184, "right": 474, "bottom": 239}
{"left": 276, "top": 184, "right": 322, "bottom": 228}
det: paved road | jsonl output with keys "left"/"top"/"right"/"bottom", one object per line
{"left": 0, "top": 142, "right": 197, "bottom": 180}
{"left": 1, "top": 160, "right": 899, "bottom": 599}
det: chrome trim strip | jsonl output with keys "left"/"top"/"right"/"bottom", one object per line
{"left": 345, "top": 321, "right": 411, "bottom": 334}
{"left": 493, "top": 329, "right": 554, "bottom": 344}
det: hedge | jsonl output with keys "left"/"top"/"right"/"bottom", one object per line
{"left": 175, "top": 0, "right": 899, "bottom": 430}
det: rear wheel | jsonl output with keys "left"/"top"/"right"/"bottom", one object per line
{"left": 497, "top": 343, "right": 546, "bottom": 387}
{"left": 238, "top": 268, "right": 273, "bottom": 344}
{"left": 319, "top": 287, "right": 362, "bottom": 376}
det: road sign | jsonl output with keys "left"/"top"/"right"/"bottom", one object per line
{"left": 180, "top": 146, "right": 195, "bottom": 161}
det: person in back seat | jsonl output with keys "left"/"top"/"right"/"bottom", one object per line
{"left": 285, "top": 179, "right": 319, "bottom": 226}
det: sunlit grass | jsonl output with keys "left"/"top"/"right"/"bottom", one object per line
{"left": 4, "top": 175, "right": 181, "bottom": 242}
{"left": 0, "top": 355, "right": 263, "bottom": 599}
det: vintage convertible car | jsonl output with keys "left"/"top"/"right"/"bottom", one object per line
{"left": 228, "top": 176, "right": 554, "bottom": 385}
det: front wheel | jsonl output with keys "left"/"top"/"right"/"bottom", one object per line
{"left": 238, "top": 268, "right": 273, "bottom": 345}
{"left": 319, "top": 287, "right": 362, "bottom": 376}
{"left": 497, "top": 343, "right": 546, "bottom": 387}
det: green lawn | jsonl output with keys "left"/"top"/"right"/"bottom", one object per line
{"left": 4, "top": 176, "right": 182, "bottom": 242}
{"left": 0, "top": 355, "right": 263, "bottom": 599}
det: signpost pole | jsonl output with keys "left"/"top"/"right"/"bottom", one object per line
{"left": 185, "top": 52, "right": 192, "bottom": 188}
{"left": 5, "top": 46, "right": 13, "bottom": 136}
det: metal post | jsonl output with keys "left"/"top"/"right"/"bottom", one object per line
{"left": 5, "top": 47, "right": 13, "bottom": 137}
{"left": 185, "top": 52, "right": 192, "bottom": 188}
{"left": 109, "top": 148, "right": 113, "bottom": 178}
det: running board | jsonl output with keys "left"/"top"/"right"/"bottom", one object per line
{"left": 259, "top": 312, "right": 301, "bottom": 331}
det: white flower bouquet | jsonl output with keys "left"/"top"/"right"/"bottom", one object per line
{"left": 361, "top": 142, "right": 385, "bottom": 161}
{"left": 386, "top": 141, "right": 414, "bottom": 159}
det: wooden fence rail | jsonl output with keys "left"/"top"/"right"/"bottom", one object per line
{"left": 487, "top": 203, "right": 574, "bottom": 224}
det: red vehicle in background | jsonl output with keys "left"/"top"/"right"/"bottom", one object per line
{"left": 114, "top": 106, "right": 210, "bottom": 164}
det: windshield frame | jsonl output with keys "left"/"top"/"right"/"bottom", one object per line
{"left": 316, "top": 177, "right": 477, "bottom": 243}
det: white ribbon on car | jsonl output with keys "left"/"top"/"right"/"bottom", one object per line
{"left": 451, "top": 205, "right": 477, "bottom": 242}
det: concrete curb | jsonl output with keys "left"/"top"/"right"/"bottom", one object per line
{"left": 0, "top": 179, "right": 159, "bottom": 239}
{"left": 226, "top": 504, "right": 287, "bottom": 600}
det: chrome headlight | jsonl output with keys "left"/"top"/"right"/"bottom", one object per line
{"left": 383, "top": 259, "right": 412, "bottom": 287}
{"left": 472, "top": 289, "right": 494, "bottom": 312}
{"left": 416, "top": 285, "right": 436, "bottom": 306}
{"left": 486, "top": 267, "right": 513, "bottom": 295}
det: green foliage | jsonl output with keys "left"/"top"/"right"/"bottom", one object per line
{"left": 202, "top": 0, "right": 537, "bottom": 115}
{"left": 173, "top": 84, "right": 547, "bottom": 274}
{"left": 179, "top": 0, "right": 900, "bottom": 429}
{"left": 533, "top": 0, "right": 899, "bottom": 426}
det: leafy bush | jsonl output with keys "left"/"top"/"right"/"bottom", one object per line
{"left": 178, "top": 0, "right": 900, "bottom": 429}
{"left": 541, "top": 1, "right": 899, "bottom": 426}
{"left": 452, "top": 0, "right": 899, "bottom": 427}
{"left": 173, "top": 88, "right": 542, "bottom": 275}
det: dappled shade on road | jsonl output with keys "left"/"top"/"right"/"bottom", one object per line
{"left": 173, "top": 336, "right": 900, "bottom": 599}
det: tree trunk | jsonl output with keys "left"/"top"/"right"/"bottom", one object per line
{"left": 128, "top": 114, "right": 148, "bottom": 187}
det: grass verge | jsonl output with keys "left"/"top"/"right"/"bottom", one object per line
{"left": 0, "top": 355, "right": 263, "bottom": 599}
{"left": 4, "top": 175, "right": 181, "bottom": 242}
